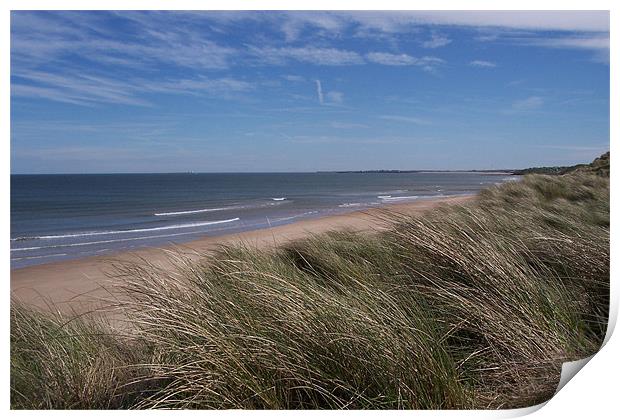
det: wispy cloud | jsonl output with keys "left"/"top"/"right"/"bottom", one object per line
{"left": 13, "top": 11, "right": 606, "bottom": 74}
{"left": 469, "top": 60, "right": 497, "bottom": 68}
{"left": 277, "top": 11, "right": 348, "bottom": 42}
{"left": 11, "top": 12, "right": 237, "bottom": 72}
{"left": 366, "top": 52, "right": 444, "bottom": 70}
{"left": 12, "top": 69, "right": 254, "bottom": 106}
{"left": 315, "top": 80, "right": 324, "bottom": 104}
{"left": 525, "top": 35, "right": 610, "bottom": 50}
{"left": 515, "top": 35, "right": 610, "bottom": 62}
{"left": 326, "top": 91, "right": 344, "bottom": 104}
{"left": 504, "top": 96, "right": 545, "bottom": 114}
{"left": 366, "top": 52, "right": 417, "bottom": 66}
{"left": 314, "top": 80, "right": 344, "bottom": 106}
{"left": 11, "top": 11, "right": 252, "bottom": 106}
{"left": 10, "top": 10, "right": 609, "bottom": 111}
{"left": 268, "top": 11, "right": 605, "bottom": 40}
{"left": 11, "top": 71, "right": 152, "bottom": 106}
{"left": 379, "top": 115, "right": 432, "bottom": 125}
{"left": 251, "top": 46, "right": 364, "bottom": 66}
{"left": 283, "top": 75, "right": 306, "bottom": 82}
{"left": 251, "top": 46, "right": 443, "bottom": 69}
{"left": 141, "top": 77, "right": 254, "bottom": 96}
{"left": 421, "top": 32, "right": 452, "bottom": 48}
{"left": 367, "top": 11, "right": 609, "bottom": 32}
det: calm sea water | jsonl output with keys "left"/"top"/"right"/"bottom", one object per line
{"left": 11, "top": 173, "right": 517, "bottom": 268}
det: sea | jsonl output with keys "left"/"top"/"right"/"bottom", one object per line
{"left": 10, "top": 172, "right": 519, "bottom": 269}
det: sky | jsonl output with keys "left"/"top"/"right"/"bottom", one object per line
{"left": 10, "top": 10, "right": 610, "bottom": 173}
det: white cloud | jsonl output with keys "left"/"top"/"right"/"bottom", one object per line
{"left": 279, "top": 11, "right": 348, "bottom": 41}
{"left": 517, "top": 35, "right": 610, "bottom": 62}
{"left": 143, "top": 77, "right": 254, "bottom": 96}
{"left": 326, "top": 91, "right": 344, "bottom": 104}
{"left": 315, "top": 80, "right": 324, "bottom": 105}
{"left": 366, "top": 52, "right": 416, "bottom": 65}
{"left": 251, "top": 46, "right": 364, "bottom": 66}
{"left": 14, "top": 11, "right": 605, "bottom": 76}
{"left": 11, "top": 71, "right": 152, "bottom": 106}
{"left": 252, "top": 47, "right": 443, "bottom": 69}
{"left": 11, "top": 12, "right": 237, "bottom": 71}
{"left": 529, "top": 35, "right": 610, "bottom": 50}
{"left": 366, "top": 52, "right": 444, "bottom": 69}
{"left": 421, "top": 32, "right": 452, "bottom": 48}
{"left": 314, "top": 81, "right": 343, "bottom": 106}
{"left": 283, "top": 12, "right": 609, "bottom": 59}
{"left": 12, "top": 11, "right": 608, "bottom": 109}
{"left": 469, "top": 60, "right": 497, "bottom": 68}
{"left": 278, "top": 10, "right": 608, "bottom": 43}
{"left": 242, "top": 11, "right": 610, "bottom": 36}
{"left": 12, "top": 70, "right": 254, "bottom": 106}
{"left": 283, "top": 75, "right": 306, "bottom": 82}
{"left": 354, "top": 11, "right": 609, "bottom": 33}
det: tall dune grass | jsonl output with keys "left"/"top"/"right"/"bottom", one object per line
{"left": 11, "top": 170, "right": 609, "bottom": 409}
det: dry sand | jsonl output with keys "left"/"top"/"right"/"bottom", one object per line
{"left": 11, "top": 195, "right": 474, "bottom": 315}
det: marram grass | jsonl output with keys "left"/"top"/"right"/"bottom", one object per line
{"left": 11, "top": 168, "right": 609, "bottom": 409}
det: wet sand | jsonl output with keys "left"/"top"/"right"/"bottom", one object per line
{"left": 11, "top": 195, "right": 474, "bottom": 314}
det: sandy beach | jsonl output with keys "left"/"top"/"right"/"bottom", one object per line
{"left": 11, "top": 195, "right": 473, "bottom": 314}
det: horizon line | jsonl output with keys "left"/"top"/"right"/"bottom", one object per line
{"left": 10, "top": 169, "right": 522, "bottom": 176}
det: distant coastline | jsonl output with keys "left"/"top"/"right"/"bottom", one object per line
{"left": 318, "top": 169, "right": 517, "bottom": 175}
{"left": 317, "top": 157, "right": 609, "bottom": 175}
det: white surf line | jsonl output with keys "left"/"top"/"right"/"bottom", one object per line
{"left": 154, "top": 207, "right": 244, "bottom": 216}
{"left": 271, "top": 211, "right": 319, "bottom": 223}
{"left": 11, "top": 220, "right": 242, "bottom": 251}
{"left": 379, "top": 195, "right": 420, "bottom": 201}
{"left": 11, "top": 218, "right": 240, "bottom": 242}
{"left": 11, "top": 253, "right": 68, "bottom": 261}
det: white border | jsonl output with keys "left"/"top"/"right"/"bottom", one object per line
{"left": 3, "top": 1, "right": 616, "bottom": 418}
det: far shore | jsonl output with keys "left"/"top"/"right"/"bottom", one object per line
{"left": 11, "top": 194, "right": 475, "bottom": 315}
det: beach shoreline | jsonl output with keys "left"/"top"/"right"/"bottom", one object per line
{"left": 11, "top": 194, "right": 474, "bottom": 314}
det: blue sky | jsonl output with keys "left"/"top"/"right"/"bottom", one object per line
{"left": 10, "top": 11, "right": 609, "bottom": 173}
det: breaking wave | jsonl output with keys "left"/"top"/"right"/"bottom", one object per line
{"left": 378, "top": 195, "right": 420, "bottom": 202}
{"left": 11, "top": 218, "right": 240, "bottom": 242}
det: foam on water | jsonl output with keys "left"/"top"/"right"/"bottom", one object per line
{"left": 379, "top": 195, "right": 420, "bottom": 202}
{"left": 154, "top": 206, "right": 244, "bottom": 216}
{"left": 11, "top": 224, "right": 241, "bottom": 252}
{"left": 11, "top": 253, "right": 68, "bottom": 261}
{"left": 377, "top": 189, "right": 409, "bottom": 195}
{"left": 338, "top": 202, "right": 365, "bottom": 208}
{"left": 271, "top": 210, "right": 319, "bottom": 222}
{"left": 155, "top": 199, "right": 288, "bottom": 216}
{"left": 11, "top": 217, "right": 240, "bottom": 242}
